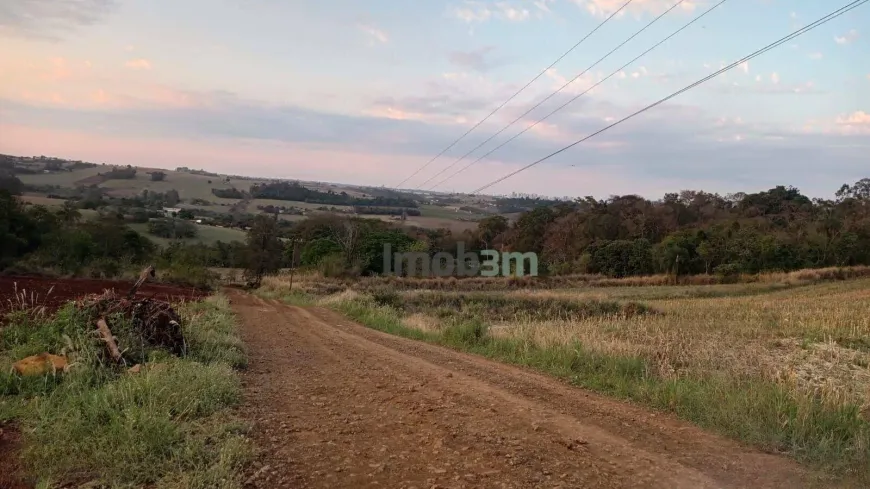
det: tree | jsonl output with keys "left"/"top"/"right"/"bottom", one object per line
{"left": 150, "top": 171, "right": 167, "bottom": 182}
{"left": 165, "top": 189, "right": 180, "bottom": 207}
{"left": 57, "top": 200, "right": 81, "bottom": 224}
{"left": 477, "top": 215, "right": 508, "bottom": 249}
{"left": 0, "top": 173, "right": 22, "bottom": 195}
{"left": 243, "top": 214, "right": 284, "bottom": 288}
{"left": 177, "top": 209, "right": 195, "bottom": 220}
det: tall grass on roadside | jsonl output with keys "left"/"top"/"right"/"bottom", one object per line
{"left": 329, "top": 292, "right": 870, "bottom": 482}
{"left": 370, "top": 290, "right": 656, "bottom": 322}
{"left": 0, "top": 294, "right": 252, "bottom": 488}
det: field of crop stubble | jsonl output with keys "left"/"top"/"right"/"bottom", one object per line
{"left": 259, "top": 269, "right": 870, "bottom": 481}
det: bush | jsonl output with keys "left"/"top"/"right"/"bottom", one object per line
{"left": 714, "top": 263, "right": 742, "bottom": 283}
{"left": 147, "top": 219, "right": 198, "bottom": 239}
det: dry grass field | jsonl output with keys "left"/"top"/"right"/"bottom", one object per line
{"left": 257, "top": 269, "right": 870, "bottom": 481}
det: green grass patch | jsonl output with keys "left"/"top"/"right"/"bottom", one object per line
{"left": 0, "top": 294, "right": 253, "bottom": 488}
{"left": 330, "top": 295, "right": 870, "bottom": 482}
{"left": 370, "top": 291, "right": 657, "bottom": 322}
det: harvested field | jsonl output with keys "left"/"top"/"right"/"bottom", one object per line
{"left": 0, "top": 276, "right": 207, "bottom": 316}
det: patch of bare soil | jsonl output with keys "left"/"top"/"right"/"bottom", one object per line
{"left": 0, "top": 423, "right": 30, "bottom": 489}
{"left": 229, "top": 290, "right": 835, "bottom": 489}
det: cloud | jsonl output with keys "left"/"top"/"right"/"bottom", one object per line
{"left": 448, "top": 46, "right": 497, "bottom": 72}
{"left": 358, "top": 23, "right": 388, "bottom": 45}
{"left": 738, "top": 61, "right": 749, "bottom": 74}
{"left": 124, "top": 59, "right": 152, "bottom": 70}
{"left": 835, "top": 111, "right": 870, "bottom": 134}
{"left": 771, "top": 72, "right": 780, "bottom": 84}
{"left": 834, "top": 29, "right": 859, "bottom": 45}
{"left": 808, "top": 52, "right": 823, "bottom": 60}
{"left": 573, "top": 0, "right": 697, "bottom": 18}
{"left": 713, "top": 79, "right": 823, "bottom": 96}
{"left": 0, "top": 0, "right": 118, "bottom": 40}
{"left": 1, "top": 61, "right": 866, "bottom": 199}
{"left": 451, "top": 1, "right": 548, "bottom": 24}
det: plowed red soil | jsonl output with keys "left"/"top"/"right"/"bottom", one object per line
{"left": 0, "top": 276, "right": 206, "bottom": 315}
{"left": 229, "top": 291, "right": 837, "bottom": 489}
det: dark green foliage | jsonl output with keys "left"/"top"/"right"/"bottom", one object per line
{"left": 352, "top": 206, "right": 420, "bottom": 216}
{"left": 494, "top": 193, "right": 568, "bottom": 213}
{"left": 0, "top": 191, "right": 41, "bottom": 267}
{"left": 104, "top": 165, "right": 137, "bottom": 179}
{"left": 357, "top": 230, "right": 416, "bottom": 275}
{"left": 300, "top": 238, "right": 342, "bottom": 266}
{"left": 0, "top": 172, "right": 23, "bottom": 195}
{"left": 147, "top": 218, "right": 198, "bottom": 239}
{"left": 243, "top": 214, "right": 284, "bottom": 287}
{"left": 586, "top": 239, "right": 654, "bottom": 277}
{"left": 250, "top": 180, "right": 418, "bottom": 207}
{"left": 211, "top": 187, "right": 246, "bottom": 199}
{"left": 372, "top": 292, "right": 656, "bottom": 321}
{"left": 528, "top": 180, "right": 870, "bottom": 277}
{"left": 149, "top": 171, "right": 166, "bottom": 181}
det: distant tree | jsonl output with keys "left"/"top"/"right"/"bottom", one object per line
{"left": 150, "top": 171, "right": 167, "bottom": 182}
{"left": 147, "top": 218, "right": 197, "bottom": 239}
{"left": 0, "top": 173, "right": 23, "bottom": 195}
{"left": 477, "top": 215, "right": 509, "bottom": 249}
{"left": 165, "top": 189, "right": 180, "bottom": 207}
{"left": 177, "top": 209, "right": 195, "bottom": 220}
{"left": 243, "top": 214, "right": 284, "bottom": 288}
{"left": 57, "top": 200, "right": 81, "bottom": 224}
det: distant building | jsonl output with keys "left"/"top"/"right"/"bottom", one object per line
{"left": 162, "top": 207, "right": 181, "bottom": 217}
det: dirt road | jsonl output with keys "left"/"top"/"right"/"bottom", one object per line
{"left": 230, "top": 291, "right": 822, "bottom": 489}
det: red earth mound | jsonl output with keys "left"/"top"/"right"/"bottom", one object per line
{"left": 0, "top": 276, "right": 207, "bottom": 316}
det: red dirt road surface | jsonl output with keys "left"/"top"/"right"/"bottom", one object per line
{"left": 0, "top": 276, "right": 206, "bottom": 315}
{"left": 230, "top": 291, "right": 832, "bottom": 489}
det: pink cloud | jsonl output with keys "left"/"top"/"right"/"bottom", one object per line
{"left": 829, "top": 111, "right": 870, "bottom": 135}
{"left": 574, "top": 0, "right": 697, "bottom": 18}
{"left": 125, "top": 58, "right": 152, "bottom": 70}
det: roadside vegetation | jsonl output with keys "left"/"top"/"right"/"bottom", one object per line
{"left": 0, "top": 293, "right": 252, "bottom": 488}
{"left": 260, "top": 271, "right": 870, "bottom": 483}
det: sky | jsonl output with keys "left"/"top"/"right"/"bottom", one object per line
{"left": 0, "top": 0, "right": 867, "bottom": 199}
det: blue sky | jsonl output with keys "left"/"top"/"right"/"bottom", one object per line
{"left": 0, "top": 0, "right": 867, "bottom": 199}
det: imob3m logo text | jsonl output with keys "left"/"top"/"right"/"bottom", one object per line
{"left": 382, "top": 243, "right": 539, "bottom": 277}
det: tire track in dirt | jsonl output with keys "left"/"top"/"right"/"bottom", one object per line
{"left": 230, "top": 291, "right": 828, "bottom": 489}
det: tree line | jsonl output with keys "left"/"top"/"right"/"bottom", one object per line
{"left": 249, "top": 181, "right": 418, "bottom": 207}
{"left": 283, "top": 179, "right": 870, "bottom": 279}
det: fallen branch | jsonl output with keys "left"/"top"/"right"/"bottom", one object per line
{"left": 96, "top": 318, "right": 124, "bottom": 364}
{"left": 127, "top": 265, "right": 156, "bottom": 299}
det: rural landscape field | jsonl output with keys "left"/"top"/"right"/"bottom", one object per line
{"left": 2, "top": 150, "right": 870, "bottom": 488}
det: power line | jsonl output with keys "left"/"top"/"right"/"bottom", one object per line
{"left": 393, "top": 0, "right": 636, "bottom": 189}
{"left": 468, "top": 0, "right": 868, "bottom": 195}
{"left": 416, "top": 0, "right": 692, "bottom": 190}
{"left": 427, "top": 0, "right": 729, "bottom": 191}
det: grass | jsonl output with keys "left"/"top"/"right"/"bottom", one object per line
{"left": 17, "top": 167, "right": 105, "bottom": 186}
{"left": 0, "top": 294, "right": 252, "bottom": 488}
{"left": 98, "top": 171, "right": 259, "bottom": 203}
{"left": 261, "top": 271, "right": 870, "bottom": 482}
{"left": 128, "top": 222, "right": 247, "bottom": 246}
{"left": 301, "top": 265, "right": 870, "bottom": 294}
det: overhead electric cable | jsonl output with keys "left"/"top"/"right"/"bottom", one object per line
{"left": 416, "top": 0, "right": 692, "bottom": 190}
{"left": 393, "top": 0, "right": 636, "bottom": 188}
{"left": 427, "top": 0, "right": 729, "bottom": 190}
{"left": 467, "top": 0, "right": 868, "bottom": 195}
